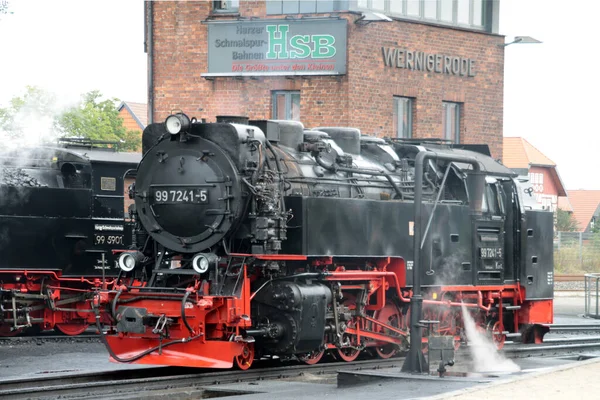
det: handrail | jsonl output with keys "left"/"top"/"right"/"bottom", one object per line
{"left": 584, "top": 273, "right": 600, "bottom": 319}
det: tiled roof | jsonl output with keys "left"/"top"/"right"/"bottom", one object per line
{"left": 565, "top": 190, "right": 600, "bottom": 231}
{"left": 558, "top": 196, "right": 573, "bottom": 212}
{"left": 502, "top": 137, "right": 556, "bottom": 168}
{"left": 118, "top": 101, "right": 148, "bottom": 130}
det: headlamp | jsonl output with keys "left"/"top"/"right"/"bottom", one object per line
{"left": 118, "top": 251, "right": 144, "bottom": 272}
{"left": 165, "top": 113, "right": 191, "bottom": 135}
{"left": 192, "top": 253, "right": 218, "bottom": 274}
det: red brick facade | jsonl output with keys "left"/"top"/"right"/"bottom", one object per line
{"left": 150, "top": 1, "right": 505, "bottom": 158}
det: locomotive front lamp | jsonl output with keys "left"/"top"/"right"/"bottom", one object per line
{"left": 165, "top": 113, "right": 191, "bottom": 135}
{"left": 118, "top": 251, "right": 144, "bottom": 272}
{"left": 192, "top": 253, "right": 218, "bottom": 274}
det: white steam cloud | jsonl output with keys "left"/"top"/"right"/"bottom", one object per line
{"left": 461, "top": 303, "right": 520, "bottom": 373}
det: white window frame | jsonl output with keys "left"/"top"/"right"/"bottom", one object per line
{"left": 393, "top": 96, "right": 413, "bottom": 139}
{"left": 442, "top": 101, "right": 460, "bottom": 144}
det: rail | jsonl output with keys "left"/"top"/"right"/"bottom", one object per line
{"left": 584, "top": 273, "right": 600, "bottom": 319}
{"left": 556, "top": 274, "right": 585, "bottom": 282}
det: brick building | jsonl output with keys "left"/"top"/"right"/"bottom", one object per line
{"left": 145, "top": 0, "right": 504, "bottom": 158}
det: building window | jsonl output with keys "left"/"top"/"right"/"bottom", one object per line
{"left": 393, "top": 97, "right": 413, "bottom": 138}
{"left": 442, "top": 102, "right": 460, "bottom": 143}
{"left": 213, "top": 0, "right": 239, "bottom": 13}
{"left": 266, "top": 0, "right": 342, "bottom": 14}
{"left": 353, "top": 0, "right": 486, "bottom": 31}
{"left": 272, "top": 91, "right": 301, "bottom": 121}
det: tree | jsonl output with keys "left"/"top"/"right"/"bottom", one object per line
{"left": 55, "top": 91, "right": 141, "bottom": 152}
{"left": 556, "top": 208, "right": 579, "bottom": 232}
{"left": 0, "top": 85, "right": 59, "bottom": 144}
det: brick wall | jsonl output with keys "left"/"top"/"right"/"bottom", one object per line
{"left": 151, "top": 2, "right": 504, "bottom": 158}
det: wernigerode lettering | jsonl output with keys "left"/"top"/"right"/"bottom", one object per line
{"left": 382, "top": 46, "right": 476, "bottom": 77}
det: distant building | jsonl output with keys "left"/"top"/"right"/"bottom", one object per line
{"left": 144, "top": 0, "right": 505, "bottom": 159}
{"left": 117, "top": 101, "right": 147, "bottom": 215}
{"left": 562, "top": 191, "right": 600, "bottom": 233}
{"left": 502, "top": 137, "right": 566, "bottom": 212}
{"left": 118, "top": 101, "right": 148, "bottom": 133}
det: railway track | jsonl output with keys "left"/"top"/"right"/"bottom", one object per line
{"left": 0, "top": 357, "right": 403, "bottom": 400}
{"left": 0, "top": 333, "right": 100, "bottom": 344}
{"left": 502, "top": 336, "right": 600, "bottom": 358}
{"left": 555, "top": 274, "right": 585, "bottom": 282}
{"left": 3, "top": 330, "right": 600, "bottom": 399}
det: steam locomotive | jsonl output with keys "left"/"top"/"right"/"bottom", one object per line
{"left": 0, "top": 139, "right": 139, "bottom": 336}
{"left": 98, "top": 114, "right": 554, "bottom": 369}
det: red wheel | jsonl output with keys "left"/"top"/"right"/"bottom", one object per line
{"left": 491, "top": 321, "right": 506, "bottom": 350}
{"left": 372, "top": 303, "right": 404, "bottom": 359}
{"left": 336, "top": 347, "right": 360, "bottom": 362}
{"left": 55, "top": 324, "right": 89, "bottom": 336}
{"left": 234, "top": 343, "right": 254, "bottom": 370}
{"left": 0, "top": 324, "right": 22, "bottom": 337}
{"left": 299, "top": 349, "right": 325, "bottom": 365}
{"left": 334, "top": 294, "right": 361, "bottom": 362}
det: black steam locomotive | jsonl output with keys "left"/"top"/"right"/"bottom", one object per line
{"left": 0, "top": 139, "right": 140, "bottom": 335}
{"left": 100, "top": 113, "right": 554, "bottom": 370}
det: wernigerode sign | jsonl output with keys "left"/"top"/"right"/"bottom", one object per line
{"left": 381, "top": 46, "right": 476, "bottom": 77}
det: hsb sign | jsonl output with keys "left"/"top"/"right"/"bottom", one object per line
{"left": 265, "top": 25, "right": 336, "bottom": 60}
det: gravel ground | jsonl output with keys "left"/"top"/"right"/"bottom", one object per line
{"left": 554, "top": 281, "right": 586, "bottom": 291}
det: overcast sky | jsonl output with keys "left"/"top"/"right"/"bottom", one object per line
{"left": 0, "top": 0, "right": 598, "bottom": 190}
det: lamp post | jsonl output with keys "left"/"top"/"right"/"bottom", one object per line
{"left": 401, "top": 151, "right": 483, "bottom": 374}
{"left": 499, "top": 36, "right": 542, "bottom": 47}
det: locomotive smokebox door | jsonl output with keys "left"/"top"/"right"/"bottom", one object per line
{"left": 428, "top": 336, "right": 455, "bottom": 377}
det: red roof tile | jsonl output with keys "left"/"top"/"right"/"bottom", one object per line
{"left": 558, "top": 196, "right": 573, "bottom": 212}
{"left": 502, "top": 137, "right": 556, "bottom": 168}
{"left": 565, "top": 190, "right": 600, "bottom": 231}
{"left": 118, "top": 101, "right": 147, "bottom": 130}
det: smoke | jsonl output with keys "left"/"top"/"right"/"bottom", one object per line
{"left": 0, "top": 89, "right": 79, "bottom": 193}
{"left": 460, "top": 303, "right": 520, "bottom": 373}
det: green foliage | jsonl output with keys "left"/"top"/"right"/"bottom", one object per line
{"left": 56, "top": 90, "right": 140, "bottom": 152}
{"left": 0, "top": 85, "right": 58, "bottom": 140}
{"left": 1, "top": 87, "right": 141, "bottom": 151}
{"left": 556, "top": 209, "right": 579, "bottom": 232}
{"left": 0, "top": 1, "right": 13, "bottom": 16}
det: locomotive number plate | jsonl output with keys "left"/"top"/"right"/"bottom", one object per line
{"left": 152, "top": 188, "right": 209, "bottom": 204}
{"left": 480, "top": 247, "right": 503, "bottom": 259}
{"left": 95, "top": 234, "right": 124, "bottom": 246}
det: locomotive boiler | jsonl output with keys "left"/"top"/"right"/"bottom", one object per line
{"left": 99, "top": 114, "right": 554, "bottom": 369}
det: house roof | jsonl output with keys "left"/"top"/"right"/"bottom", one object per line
{"left": 118, "top": 101, "right": 148, "bottom": 130}
{"left": 502, "top": 137, "right": 556, "bottom": 168}
{"left": 502, "top": 137, "right": 566, "bottom": 197}
{"left": 558, "top": 196, "right": 574, "bottom": 213}
{"left": 564, "top": 190, "right": 600, "bottom": 231}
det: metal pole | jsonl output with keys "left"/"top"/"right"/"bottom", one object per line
{"left": 580, "top": 232, "right": 583, "bottom": 269}
{"left": 402, "top": 150, "right": 481, "bottom": 374}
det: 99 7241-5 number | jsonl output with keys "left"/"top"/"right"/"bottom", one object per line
{"left": 153, "top": 188, "right": 208, "bottom": 204}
